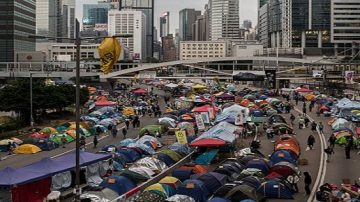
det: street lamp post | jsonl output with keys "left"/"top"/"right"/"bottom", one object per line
{"left": 30, "top": 73, "right": 34, "bottom": 128}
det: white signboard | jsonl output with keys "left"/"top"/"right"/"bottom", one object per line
{"left": 201, "top": 112, "right": 210, "bottom": 124}
{"left": 195, "top": 114, "right": 206, "bottom": 131}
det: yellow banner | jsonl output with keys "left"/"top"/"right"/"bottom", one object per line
{"left": 175, "top": 130, "right": 188, "bottom": 144}
{"left": 98, "top": 37, "right": 121, "bottom": 74}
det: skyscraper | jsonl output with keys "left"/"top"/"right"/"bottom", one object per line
{"left": 243, "top": 20, "right": 252, "bottom": 29}
{"left": 331, "top": 0, "right": 360, "bottom": 55}
{"left": 208, "top": 0, "right": 240, "bottom": 40}
{"left": 160, "top": 12, "right": 170, "bottom": 38}
{"left": 108, "top": 10, "right": 147, "bottom": 61}
{"left": 119, "top": 0, "right": 154, "bottom": 59}
{"left": 193, "top": 15, "right": 209, "bottom": 41}
{"left": 0, "top": 0, "right": 36, "bottom": 62}
{"left": 36, "top": 0, "right": 61, "bottom": 39}
{"left": 59, "top": 0, "right": 76, "bottom": 40}
{"left": 83, "top": 3, "right": 111, "bottom": 31}
{"left": 179, "top": 9, "right": 201, "bottom": 41}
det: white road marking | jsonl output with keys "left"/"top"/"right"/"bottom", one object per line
{"left": 293, "top": 107, "right": 327, "bottom": 202}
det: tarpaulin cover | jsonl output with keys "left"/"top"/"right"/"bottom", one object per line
{"left": 11, "top": 177, "right": 51, "bottom": 202}
{"left": 166, "top": 194, "right": 196, "bottom": 202}
{"left": 129, "top": 166, "right": 155, "bottom": 178}
{"left": 194, "top": 122, "right": 237, "bottom": 143}
{"left": 190, "top": 138, "right": 226, "bottom": 147}
{"left": 0, "top": 152, "right": 111, "bottom": 188}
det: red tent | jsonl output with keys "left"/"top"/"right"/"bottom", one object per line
{"left": 132, "top": 88, "right": 148, "bottom": 94}
{"left": 95, "top": 100, "right": 116, "bottom": 106}
{"left": 190, "top": 138, "right": 225, "bottom": 147}
{"left": 295, "top": 88, "right": 313, "bottom": 93}
{"left": 192, "top": 104, "right": 220, "bottom": 113}
{"left": 30, "top": 132, "right": 48, "bottom": 139}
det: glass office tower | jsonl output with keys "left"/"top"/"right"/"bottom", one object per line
{"left": 0, "top": 0, "right": 36, "bottom": 62}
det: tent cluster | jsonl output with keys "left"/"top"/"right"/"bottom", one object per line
{"left": 0, "top": 152, "right": 111, "bottom": 202}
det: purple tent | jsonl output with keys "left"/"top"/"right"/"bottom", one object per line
{"left": 0, "top": 151, "right": 111, "bottom": 188}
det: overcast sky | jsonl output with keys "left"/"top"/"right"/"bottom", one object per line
{"left": 76, "top": 0, "right": 258, "bottom": 34}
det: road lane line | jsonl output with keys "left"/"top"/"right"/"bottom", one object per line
{"left": 293, "top": 107, "right": 327, "bottom": 202}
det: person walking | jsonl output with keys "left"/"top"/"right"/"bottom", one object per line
{"left": 107, "top": 124, "right": 113, "bottom": 136}
{"left": 290, "top": 114, "right": 295, "bottom": 125}
{"left": 318, "top": 122, "right": 324, "bottom": 134}
{"left": 304, "top": 116, "right": 310, "bottom": 128}
{"left": 111, "top": 126, "right": 118, "bottom": 138}
{"left": 122, "top": 127, "right": 127, "bottom": 139}
{"left": 298, "top": 116, "right": 305, "bottom": 129}
{"left": 328, "top": 134, "right": 336, "bottom": 149}
{"left": 7, "top": 142, "right": 13, "bottom": 155}
{"left": 125, "top": 119, "right": 130, "bottom": 130}
{"left": 324, "top": 146, "right": 334, "bottom": 162}
{"left": 345, "top": 137, "right": 353, "bottom": 159}
{"left": 304, "top": 172, "right": 312, "bottom": 195}
{"left": 80, "top": 136, "right": 86, "bottom": 151}
{"left": 307, "top": 134, "right": 316, "bottom": 150}
{"left": 302, "top": 106, "right": 307, "bottom": 115}
{"left": 61, "top": 135, "right": 67, "bottom": 148}
{"left": 93, "top": 135, "right": 98, "bottom": 148}
{"left": 311, "top": 121, "right": 317, "bottom": 133}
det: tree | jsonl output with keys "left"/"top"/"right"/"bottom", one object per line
{"left": 0, "top": 79, "right": 89, "bottom": 124}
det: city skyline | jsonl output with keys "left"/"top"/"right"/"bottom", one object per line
{"left": 76, "top": 0, "right": 258, "bottom": 36}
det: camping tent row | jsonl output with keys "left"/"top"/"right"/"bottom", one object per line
{"left": 0, "top": 152, "right": 111, "bottom": 202}
{"left": 334, "top": 98, "right": 360, "bottom": 122}
{"left": 133, "top": 149, "right": 297, "bottom": 202}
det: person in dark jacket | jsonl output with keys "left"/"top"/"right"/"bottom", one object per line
{"left": 304, "top": 172, "right": 312, "bottom": 195}
{"left": 307, "top": 134, "right": 316, "bottom": 150}
{"left": 328, "top": 134, "right": 336, "bottom": 149}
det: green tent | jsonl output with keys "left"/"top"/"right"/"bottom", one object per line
{"left": 49, "top": 134, "right": 75, "bottom": 144}
{"left": 139, "top": 125, "right": 168, "bottom": 137}
{"left": 118, "top": 169, "right": 149, "bottom": 184}
{"left": 156, "top": 149, "right": 183, "bottom": 162}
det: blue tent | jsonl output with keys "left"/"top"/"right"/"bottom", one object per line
{"left": 208, "top": 197, "right": 231, "bottom": 202}
{"left": 172, "top": 169, "right": 193, "bottom": 182}
{"left": 246, "top": 159, "right": 270, "bottom": 175}
{"left": 168, "top": 143, "right": 191, "bottom": 155}
{"left": 116, "top": 148, "right": 141, "bottom": 163}
{"left": 195, "top": 149, "right": 219, "bottom": 165}
{"left": 99, "top": 176, "right": 135, "bottom": 195}
{"left": 177, "top": 179, "right": 210, "bottom": 202}
{"left": 257, "top": 180, "right": 294, "bottom": 199}
{"left": 156, "top": 153, "right": 175, "bottom": 166}
{"left": 119, "top": 138, "right": 136, "bottom": 147}
{"left": 191, "top": 172, "right": 228, "bottom": 193}
{"left": 270, "top": 150, "right": 297, "bottom": 166}
{"left": 34, "top": 139, "right": 57, "bottom": 151}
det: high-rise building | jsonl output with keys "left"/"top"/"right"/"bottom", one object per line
{"left": 259, "top": 0, "right": 334, "bottom": 55}
{"left": 193, "top": 15, "right": 209, "bottom": 41}
{"left": 331, "top": 0, "right": 360, "bottom": 55}
{"left": 258, "top": 0, "right": 269, "bottom": 8}
{"left": 161, "top": 34, "right": 176, "bottom": 62}
{"left": 160, "top": 12, "right": 170, "bottom": 38}
{"left": 208, "top": 0, "right": 240, "bottom": 40}
{"left": 108, "top": 10, "right": 146, "bottom": 61}
{"left": 36, "top": 0, "right": 61, "bottom": 39}
{"left": 243, "top": 20, "right": 252, "bottom": 29}
{"left": 179, "top": 9, "right": 201, "bottom": 41}
{"left": 83, "top": 3, "right": 111, "bottom": 31}
{"left": 59, "top": 0, "right": 76, "bottom": 40}
{"left": 0, "top": 0, "right": 36, "bottom": 62}
{"left": 119, "top": 0, "right": 154, "bottom": 59}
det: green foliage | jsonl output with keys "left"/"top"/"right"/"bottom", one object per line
{"left": 0, "top": 79, "right": 89, "bottom": 123}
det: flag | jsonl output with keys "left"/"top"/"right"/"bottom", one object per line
{"left": 98, "top": 37, "right": 121, "bottom": 74}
